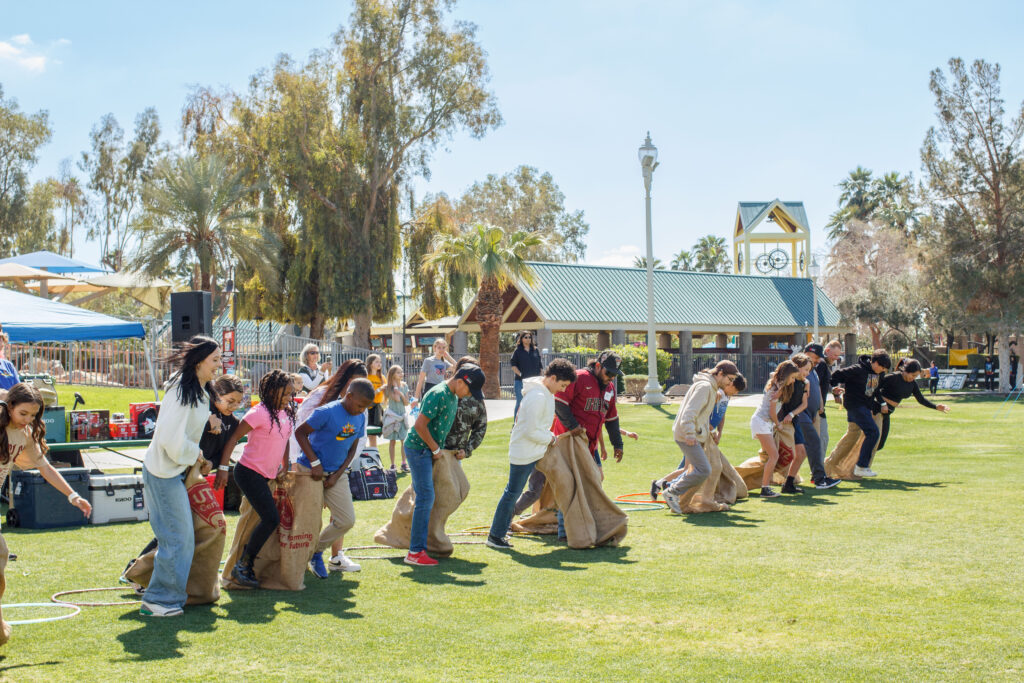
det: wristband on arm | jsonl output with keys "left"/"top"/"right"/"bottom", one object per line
{"left": 218, "top": 464, "right": 230, "bottom": 472}
{"left": 309, "top": 459, "right": 321, "bottom": 467}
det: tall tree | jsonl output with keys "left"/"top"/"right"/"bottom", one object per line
{"left": 232, "top": 0, "right": 501, "bottom": 344}
{"left": 131, "top": 154, "right": 276, "bottom": 293}
{"left": 632, "top": 256, "right": 664, "bottom": 269}
{"left": 79, "top": 108, "right": 164, "bottom": 270}
{"left": 422, "top": 224, "right": 545, "bottom": 398}
{"left": 826, "top": 166, "right": 877, "bottom": 241}
{"left": 0, "top": 85, "right": 52, "bottom": 257}
{"left": 692, "top": 234, "right": 732, "bottom": 273}
{"left": 457, "top": 165, "right": 588, "bottom": 261}
{"left": 670, "top": 249, "right": 694, "bottom": 271}
{"left": 14, "top": 178, "right": 60, "bottom": 254}
{"left": 920, "top": 58, "right": 1024, "bottom": 390}
{"left": 54, "top": 159, "right": 87, "bottom": 257}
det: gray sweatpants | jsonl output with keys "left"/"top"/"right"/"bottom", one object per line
{"left": 666, "top": 441, "right": 711, "bottom": 495}
{"left": 798, "top": 414, "right": 825, "bottom": 483}
{"left": 818, "top": 414, "right": 829, "bottom": 460}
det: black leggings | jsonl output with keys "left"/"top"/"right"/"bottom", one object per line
{"left": 233, "top": 462, "right": 279, "bottom": 560}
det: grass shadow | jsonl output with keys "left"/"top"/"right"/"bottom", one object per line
{"left": 0, "top": 657, "right": 62, "bottom": 674}
{"left": 216, "top": 575, "right": 365, "bottom": 624}
{"left": 855, "top": 479, "right": 948, "bottom": 492}
{"left": 504, "top": 540, "right": 636, "bottom": 570}
{"left": 397, "top": 556, "right": 488, "bottom": 587}
{"left": 114, "top": 603, "right": 218, "bottom": 662}
{"left": 681, "top": 509, "right": 763, "bottom": 527}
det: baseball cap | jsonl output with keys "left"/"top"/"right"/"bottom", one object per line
{"left": 597, "top": 351, "right": 623, "bottom": 376}
{"left": 803, "top": 343, "right": 824, "bottom": 358}
{"left": 453, "top": 364, "right": 485, "bottom": 400}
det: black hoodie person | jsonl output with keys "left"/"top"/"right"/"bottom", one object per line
{"left": 826, "top": 349, "right": 891, "bottom": 477}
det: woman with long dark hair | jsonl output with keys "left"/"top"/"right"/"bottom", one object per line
{"left": 141, "top": 335, "right": 221, "bottom": 617}
{"left": 510, "top": 331, "right": 542, "bottom": 418}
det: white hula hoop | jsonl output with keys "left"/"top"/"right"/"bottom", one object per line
{"left": 4, "top": 601, "right": 81, "bottom": 625}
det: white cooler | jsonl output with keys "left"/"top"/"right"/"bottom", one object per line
{"left": 88, "top": 473, "right": 149, "bottom": 524}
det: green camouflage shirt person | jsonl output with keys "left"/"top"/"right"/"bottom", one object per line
{"left": 443, "top": 396, "right": 488, "bottom": 458}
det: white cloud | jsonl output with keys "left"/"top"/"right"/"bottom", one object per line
{"left": 0, "top": 34, "right": 58, "bottom": 74}
{"left": 586, "top": 244, "right": 643, "bottom": 268}
{"left": 56, "top": 38, "right": 71, "bottom": 46}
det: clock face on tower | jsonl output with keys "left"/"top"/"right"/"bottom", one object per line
{"left": 756, "top": 248, "right": 790, "bottom": 274}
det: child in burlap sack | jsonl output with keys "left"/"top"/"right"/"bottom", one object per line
{"left": 746, "top": 360, "right": 802, "bottom": 498}
{"left": 216, "top": 370, "right": 296, "bottom": 589}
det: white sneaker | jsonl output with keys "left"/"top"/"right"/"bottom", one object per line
{"left": 662, "top": 489, "right": 683, "bottom": 514}
{"left": 328, "top": 552, "right": 362, "bottom": 572}
{"left": 854, "top": 466, "right": 878, "bottom": 478}
{"left": 140, "top": 601, "right": 184, "bottom": 617}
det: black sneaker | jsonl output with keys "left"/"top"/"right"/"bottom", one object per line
{"left": 760, "top": 486, "right": 780, "bottom": 499}
{"left": 781, "top": 482, "right": 803, "bottom": 494}
{"left": 232, "top": 561, "right": 261, "bottom": 588}
{"left": 485, "top": 535, "right": 513, "bottom": 550}
{"left": 650, "top": 479, "right": 663, "bottom": 501}
{"left": 814, "top": 477, "right": 841, "bottom": 489}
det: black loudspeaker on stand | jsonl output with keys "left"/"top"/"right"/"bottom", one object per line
{"left": 171, "top": 291, "right": 213, "bottom": 343}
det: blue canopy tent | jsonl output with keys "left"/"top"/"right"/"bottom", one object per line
{"left": 0, "top": 288, "right": 158, "bottom": 398}
{"left": 0, "top": 250, "right": 104, "bottom": 275}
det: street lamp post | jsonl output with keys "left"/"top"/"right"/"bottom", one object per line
{"left": 638, "top": 132, "right": 665, "bottom": 406}
{"left": 808, "top": 256, "right": 821, "bottom": 342}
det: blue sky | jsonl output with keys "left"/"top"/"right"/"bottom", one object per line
{"left": 4, "top": 0, "right": 1024, "bottom": 270}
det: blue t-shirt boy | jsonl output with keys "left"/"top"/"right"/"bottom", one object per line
{"left": 296, "top": 399, "right": 366, "bottom": 472}
{"left": 0, "top": 359, "right": 19, "bottom": 391}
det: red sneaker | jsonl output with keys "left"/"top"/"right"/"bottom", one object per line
{"left": 404, "top": 551, "right": 438, "bottom": 566}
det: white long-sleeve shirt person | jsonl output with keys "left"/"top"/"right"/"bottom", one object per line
{"left": 144, "top": 380, "right": 211, "bottom": 478}
{"left": 508, "top": 377, "right": 556, "bottom": 465}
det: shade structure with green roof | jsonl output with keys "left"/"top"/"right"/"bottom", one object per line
{"left": 456, "top": 262, "right": 844, "bottom": 336}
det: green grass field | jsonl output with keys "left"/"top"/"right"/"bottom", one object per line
{"left": 1, "top": 395, "right": 1021, "bottom": 681}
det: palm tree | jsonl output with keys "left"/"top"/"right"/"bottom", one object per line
{"left": 670, "top": 249, "right": 694, "bottom": 271}
{"left": 422, "top": 224, "right": 545, "bottom": 398}
{"left": 632, "top": 256, "right": 664, "bottom": 269}
{"left": 692, "top": 235, "right": 732, "bottom": 273}
{"left": 826, "top": 166, "right": 877, "bottom": 240}
{"left": 131, "top": 154, "right": 275, "bottom": 291}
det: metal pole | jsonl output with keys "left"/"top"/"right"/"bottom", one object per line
{"left": 812, "top": 277, "right": 820, "bottom": 342}
{"left": 145, "top": 320, "right": 159, "bottom": 401}
{"left": 641, "top": 143, "right": 664, "bottom": 406}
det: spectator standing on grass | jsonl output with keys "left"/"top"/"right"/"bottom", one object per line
{"left": 0, "top": 333, "right": 19, "bottom": 392}
{"left": 141, "top": 336, "right": 221, "bottom": 617}
{"left": 365, "top": 354, "right": 386, "bottom": 448}
{"left": 382, "top": 365, "right": 413, "bottom": 473}
{"left": 487, "top": 359, "right": 577, "bottom": 550}
{"left": 984, "top": 356, "right": 996, "bottom": 391}
{"left": 415, "top": 339, "right": 455, "bottom": 401}
{"left": 297, "top": 344, "right": 332, "bottom": 395}
{"left": 510, "top": 331, "right": 542, "bottom": 418}
{"left": 929, "top": 361, "right": 940, "bottom": 395}
{"left": 403, "top": 364, "right": 486, "bottom": 567}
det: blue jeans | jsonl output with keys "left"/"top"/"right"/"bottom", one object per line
{"left": 142, "top": 467, "right": 194, "bottom": 610}
{"left": 489, "top": 462, "right": 537, "bottom": 540}
{"left": 556, "top": 449, "right": 602, "bottom": 538}
{"left": 407, "top": 446, "right": 435, "bottom": 553}
{"left": 513, "top": 378, "right": 524, "bottom": 418}
{"left": 848, "top": 405, "right": 880, "bottom": 468}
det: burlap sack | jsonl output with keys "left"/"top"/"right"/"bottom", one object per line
{"left": 221, "top": 471, "right": 324, "bottom": 591}
{"left": 509, "top": 484, "right": 559, "bottom": 535}
{"left": 373, "top": 450, "right": 470, "bottom": 557}
{"left": 681, "top": 438, "right": 747, "bottom": 512}
{"left": 124, "top": 464, "right": 227, "bottom": 604}
{"left": 735, "top": 422, "right": 801, "bottom": 491}
{"left": 514, "top": 434, "right": 627, "bottom": 549}
{"left": 824, "top": 413, "right": 883, "bottom": 480}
